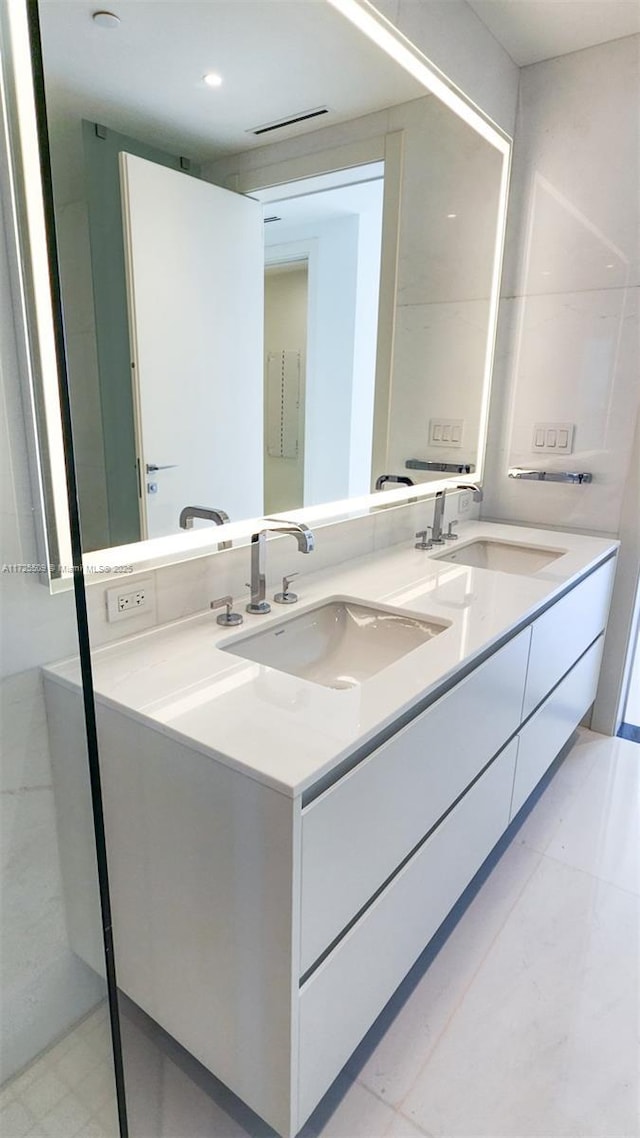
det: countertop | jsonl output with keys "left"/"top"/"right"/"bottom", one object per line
{"left": 44, "top": 522, "right": 618, "bottom": 798}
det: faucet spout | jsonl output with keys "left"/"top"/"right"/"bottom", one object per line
{"left": 179, "top": 505, "right": 230, "bottom": 529}
{"left": 431, "top": 490, "right": 446, "bottom": 544}
{"left": 179, "top": 505, "right": 232, "bottom": 550}
{"left": 456, "top": 482, "right": 483, "bottom": 502}
{"left": 247, "top": 519, "right": 315, "bottom": 614}
{"left": 264, "top": 519, "right": 315, "bottom": 555}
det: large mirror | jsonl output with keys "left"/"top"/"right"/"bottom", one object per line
{"left": 25, "top": 0, "right": 510, "bottom": 571}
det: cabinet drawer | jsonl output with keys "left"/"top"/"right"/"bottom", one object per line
{"left": 511, "top": 635, "right": 604, "bottom": 820}
{"left": 297, "top": 738, "right": 518, "bottom": 1128}
{"left": 299, "top": 628, "right": 530, "bottom": 974}
{"left": 523, "top": 558, "right": 615, "bottom": 718}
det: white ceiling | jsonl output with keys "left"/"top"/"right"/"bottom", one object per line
{"left": 38, "top": 1, "right": 423, "bottom": 173}
{"left": 467, "top": 0, "right": 640, "bottom": 66}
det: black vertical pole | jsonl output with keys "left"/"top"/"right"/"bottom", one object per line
{"left": 23, "top": 4, "right": 129, "bottom": 1134}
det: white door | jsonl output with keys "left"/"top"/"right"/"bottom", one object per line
{"left": 120, "top": 152, "right": 264, "bottom": 539}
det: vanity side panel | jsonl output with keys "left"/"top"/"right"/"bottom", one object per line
{"left": 522, "top": 558, "right": 616, "bottom": 718}
{"left": 297, "top": 738, "right": 518, "bottom": 1127}
{"left": 300, "top": 628, "right": 530, "bottom": 972}
{"left": 96, "top": 704, "right": 298, "bottom": 1138}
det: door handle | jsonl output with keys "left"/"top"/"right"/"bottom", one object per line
{"left": 146, "top": 463, "right": 178, "bottom": 473}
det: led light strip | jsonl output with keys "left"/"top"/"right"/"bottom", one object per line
{"left": 1, "top": 1, "right": 73, "bottom": 583}
{"left": 326, "top": 0, "right": 510, "bottom": 155}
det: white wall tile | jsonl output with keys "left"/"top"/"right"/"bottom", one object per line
{"left": 0, "top": 671, "right": 52, "bottom": 793}
{"left": 1, "top": 184, "right": 104, "bottom": 1078}
{"left": 483, "top": 35, "right": 640, "bottom": 733}
{"left": 389, "top": 300, "right": 490, "bottom": 472}
{"left": 392, "top": 97, "right": 503, "bottom": 305}
{"left": 502, "top": 36, "right": 639, "bottom": 300}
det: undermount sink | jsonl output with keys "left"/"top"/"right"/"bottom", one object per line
{"left": 222, "top": 598, "right": 449, "bottom": 689}
{"left": 435, "top": 539, "right": 565, "bottom": 575}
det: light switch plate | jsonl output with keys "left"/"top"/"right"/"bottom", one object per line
{"left": 429, "top": 418, "right": 464, "bottom": 448}
{"left": 532, "top": 422, "right": 574, "bottom": 455}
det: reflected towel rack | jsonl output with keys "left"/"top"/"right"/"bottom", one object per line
{"left": 508, "top": 468, "right": 593, "bottom": 484}
{"left": 406, "top": 459, "right": 476, "bottom": 474}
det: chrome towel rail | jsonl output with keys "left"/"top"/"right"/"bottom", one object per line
{"left": 406, "top": 459, "right": 476, "bottom": 474}
{"left": 508, "top": 468, "right": 593, "bottom": 484}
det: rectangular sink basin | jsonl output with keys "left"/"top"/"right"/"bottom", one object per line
{"left": 435, "top": 539, "right": 564, "bottom": 575}
{"left": 222, "top": 598, "right": 449, "bottom": 689}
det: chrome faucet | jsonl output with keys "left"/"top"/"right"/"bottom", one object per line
{"left": 179, "top": 505, "right": 232, "bottom": 550}
{"left": 247, "top": 520, "right": 315, "bottom": 614}
{"left": 431, "top": 490, "right": 446, "bottom": 544}
{"left": 456, "top": 482, "right": 484, "bottom": 502}
{"left": 179, "top": 505, "right": 230, "bottom": 529}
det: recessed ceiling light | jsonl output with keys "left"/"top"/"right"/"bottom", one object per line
{"left": 446, "top": 213, "right": 457, "bottom": 219}
{"left": 606, "top": 263, "right": 615, "bottom": 269}
{"left": 92, "top": 11, "right": 120, "bottom": 29}
{"left": 204, "top": 72, "right": 223, "bottom": 88}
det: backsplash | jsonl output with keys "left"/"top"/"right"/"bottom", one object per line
{"left": 84, "top": 491, "right": 477, "bottom": 650}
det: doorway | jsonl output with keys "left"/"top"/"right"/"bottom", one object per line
{"left": 257, "top": 163, "right": 385, "bottom": 508}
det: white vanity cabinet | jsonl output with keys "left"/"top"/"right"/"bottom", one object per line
{"left": 43, "top": 550, "right": 617, "bottom": 1138}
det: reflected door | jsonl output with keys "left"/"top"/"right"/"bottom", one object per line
{"left": 120, "top": 153, "right": 264, "bottom": 539}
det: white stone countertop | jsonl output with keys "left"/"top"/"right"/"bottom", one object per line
{"left": 44, "top": 522, "right": 618, "bottom": 798}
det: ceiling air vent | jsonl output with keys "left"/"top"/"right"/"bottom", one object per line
{"left": 247, "top": 107, "right": 330, "bottom": 136}
{"left": 264, "top": 216, "right": 281, "bottom": 224}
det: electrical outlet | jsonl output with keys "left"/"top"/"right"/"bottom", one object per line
{"left": 106, "top": 578, "right": 155, "bottom": 623}
{"left": 458, "top": 491, "right": 472, "bottom": 515}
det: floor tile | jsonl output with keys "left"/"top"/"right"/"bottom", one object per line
{"left": 520, "top": 733, "right": 640, "bottom": 895}
{"left": 303, "top": 1074, "right": 398, "bottom": 1138}
{"left": 348, "top": 841, "right": 541, "bottom": 1106}
{"left": 402, "top": 857, "right": 640, "bottom": 1137}
{"left": 38, "top": 1091, "right": 91, "bottom": 1138}
{"left": 0, "top": 1096, "right": 36, "bottom": 1138}
{"left": 75, "top": 1122, "right": 113, "bottom": 1138}
{"left": 16, "top": 1069, "right": 68, "bottom": 1120}
{"left": 72, "top": 1065, "right": 117, "bottom": 1114}
{"left": 53, "top": 1040, "right": 101, "bottom": 1088}
{"left": 383, "top": 1112, "right": 433, "bottom": 1137}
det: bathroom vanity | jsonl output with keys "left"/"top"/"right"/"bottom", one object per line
{"left": 44, "top": 522, "right": 618, "bottom": 1137}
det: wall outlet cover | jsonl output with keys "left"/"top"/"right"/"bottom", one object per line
{"left": 458, "top": 491, "right": 472, "bottom": 515}
{"left": 106, "top": 577, "right": 155, "bottom": 623}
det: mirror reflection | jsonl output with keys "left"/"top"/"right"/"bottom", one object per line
{"left": 39, "top": 0, "right": 505, "bottom": 553}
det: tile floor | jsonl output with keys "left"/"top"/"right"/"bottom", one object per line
{"left": 0, "top": 1004, "right": 119, "bottom": 1138}
{"left": 2, "top": 728, "right": 638, "bottom": 1138}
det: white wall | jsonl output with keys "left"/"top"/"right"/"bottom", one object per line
{"left": 482, "top": 35, "right": 640, "bottom": 732}
{"left": 0, "top": 186, "right": 105, "bottom": 1082}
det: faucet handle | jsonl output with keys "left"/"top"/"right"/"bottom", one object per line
{"left": 415, "top": 528, "right": 433, "bottom": 551}
{"left": 211, "top": 595, "right": 243, "bottom": 626}
{"left": 444, "top": 521, "right": 459, "bottom": 541}
{"left": 274, "top": 573, "right": 299, "bottom": 605}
